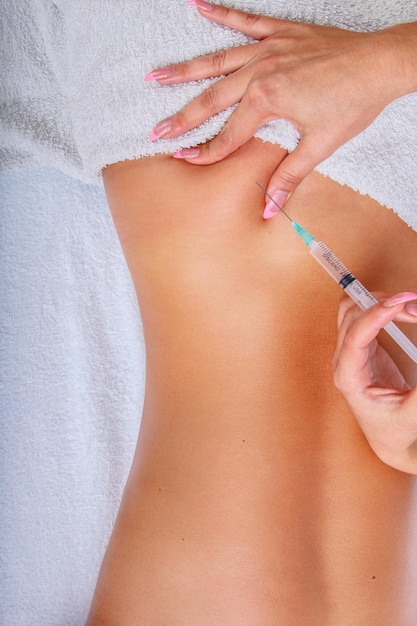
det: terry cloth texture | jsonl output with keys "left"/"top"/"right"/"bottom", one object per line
{"left": 1, "top": 0, "right": 417, "bottom": 229}
{"left": 0, "top": 166, "right": 145, "bottom": 625}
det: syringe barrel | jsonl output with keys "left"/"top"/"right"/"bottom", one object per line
{"left": 309, "top": 241, "right": 377, "bottom": 310}
{"left": 309, "top": 241, "right": 417, "bottom": 363}
{"left": 309, "top": 241, "right": 351, "bottom": 283}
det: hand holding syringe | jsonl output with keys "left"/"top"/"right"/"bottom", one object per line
{"left": 256, "top": 182, "right": 417, "bottom": 364}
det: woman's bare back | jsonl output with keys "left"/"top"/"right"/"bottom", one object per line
{"left": 87, "top": 139, "right": 417, "bottom": 624}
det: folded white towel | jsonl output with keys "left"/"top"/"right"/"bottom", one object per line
{"left": 2, "top": 0, "right": 417, "bottom": 228}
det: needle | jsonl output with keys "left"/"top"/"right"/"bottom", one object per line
{"left": 254, "top": 182, "right": 417, "bottom": 363}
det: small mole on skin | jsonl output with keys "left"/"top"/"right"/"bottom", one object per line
{"left": 372, "top": 576, "right": 376, "bottom": 580}
{"left": 242, "top": 439, "right": 246, "bottom": 443}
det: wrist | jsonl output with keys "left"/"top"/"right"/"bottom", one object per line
{"left": 375, "top": 23, "right": 417, "bottom": 100}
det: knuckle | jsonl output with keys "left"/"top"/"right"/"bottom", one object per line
{"left": 209, "top": 124, "right": 235, "bottom": 158}
{"left": 332, "top": 368, "right": 345, "bottom": 392}
{"left": 170, "top": 110, "right": 186, "bottom": 132}
{"left": 170, "top": 109, "right": 199, "bottom": 136}
{"left": 200, "top": 85, "right": 219, "bottom": 112}
{"left": 277, "top": 167, "right": 303, "bottom": 187}
{"left": 243, "top": 12, "right": 263, "bottom": 30}
{"left": 343, "top": 326, "right": 358, "bottom": 351}
{"left": 337, "top": 299, "right": 355, "bottom": 329}
{"left": 245, "top": 77, "right": 270, "bottom": 110}
{"left": 246, "top": 76, "right": 276, "bottom": 113}
{"left": 245, "top": 81, "right": 263, "bottom": 108}
{"left": 333, "top": 360, "right": 355, "bottom": 394}
{"left": 176, "top": 61, "right": 193, "bottom": 81}
{"left": 257, "top": 49, "right": 283, "bottom": 70}
{"left": 217, "top": 125, "right": 235, "bottom": 149}
{"left": 340, "top": 301, "right": 357, "bottom": 325}
{"left": 211, "top": 49, "right": 228, "bottom": 75}
{"left": 339, "top": 297, "right": 354, "bottom": 316}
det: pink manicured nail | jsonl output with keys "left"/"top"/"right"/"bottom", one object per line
{"left": 187, "top": 0, "right": 214, "bottom": 10}
{"left": 150, "top": 120, "right": 172, "bottom": 141}
{"left": 263, "top": 206, "right": 280, "bottom": 220}
{"left": 144, "top": 67, "right": 173, "bottom": 82}
{"left": 263, "top": 189, "right": 289, "bottom": 220}
{"left": 406, "top": 303, "right": 417, "bottom": 316}
{"left": 382, "top": 292, "right": 417, "bottom": 308}
{"left": 172, "top": 148, "right": 200, "bottom": 159}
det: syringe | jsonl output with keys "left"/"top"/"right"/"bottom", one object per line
{"left": 257, "top": 183, "right": 417, "bottom": 364}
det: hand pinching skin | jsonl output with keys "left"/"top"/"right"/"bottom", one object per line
{"left": 146, "top": 1, "right": 417, "bottom": 216}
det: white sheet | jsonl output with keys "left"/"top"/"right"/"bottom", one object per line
{"left": 0, "top": 167, "right": 145, "bottom": 624}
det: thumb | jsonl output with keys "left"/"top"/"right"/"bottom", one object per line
{"left": 263, "top": 137, "right": 327, "bottom": 219}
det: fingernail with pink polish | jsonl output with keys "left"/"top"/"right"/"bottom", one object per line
{"left": 144, "top": 67, "right": 173, "bottom": 82}
{"left": 263, "top": 189, "right": 289, "bottom": 220}
{"left": 406, "top": 303, "right": 417, "bottom": 316}
{"left": 383, "top": 292, "right": 417, "bottom": 308}
{"left": 150, "top": 120, "right": 172, "bottom": 141}
{"left": 187, "top": 0, "right": 214, "bottom": 10}
{"left": 172, "top": 148, "right": 200, "bottom": 159}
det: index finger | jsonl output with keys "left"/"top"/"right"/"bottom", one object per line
{"left": 189, "top": 1, "right": 290, "bottom": 40}
{"left": 145, "top": 43, "right": 259, "bottom": 86}
{"left": 333, "top": 298, "right": 417, "bottom": 392}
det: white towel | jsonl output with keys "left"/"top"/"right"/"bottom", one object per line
{"left": 0, "top": 166, "right": 145, "bottom": 624}
{"left": 2, "top": 0, "right": 417, "bottom": 228}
